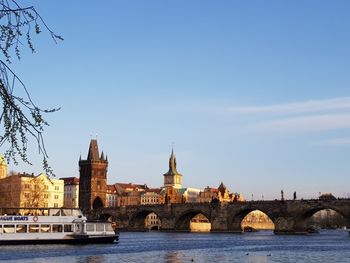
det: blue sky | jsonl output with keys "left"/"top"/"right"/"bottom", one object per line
{"left": 6, "top": 1, "right": 350, "bottom": 199}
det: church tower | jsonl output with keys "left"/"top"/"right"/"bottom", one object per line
{"left": 163, "top": 148, "right": 182, "bottom": 189}
{"left": 0, "top": 155, "right": 7, "bottom": 179}
{"left": 79, "top": 139, "right": 108, "bottom": 211}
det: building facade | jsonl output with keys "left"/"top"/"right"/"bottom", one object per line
{"left": 114, "top": 183, "right": 147, "bottom": 206}
{"left": 0, "top": 172, "right": 64, "bottom": 208}
{"left": 140, "top": 189, "right": 161, "bottom": 205}
{"left": 61, "top": 177, "right": 79, "bottom": 208}
{"left": 199, "top": 182, "right": 244, "bottom": 203}
{"left": 0, "top": 154, "right": 7, "bottom": 179}
{"left": 145, "top": 212, "right": 161, "bottom": 230}
{"left": 106, "top": 184, "right": 118, "bottom": 207}
{"left": 79, "top": 139, "right": 108, "bottom": 211}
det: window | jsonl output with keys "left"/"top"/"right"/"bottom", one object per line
{"left": 54, "top": 195, "right": 59, "bottom": 199}
{"left": 86, "top": 224, "right": 95, "bottom": 232}
{"left": 16, "top": 224, "right": 27, "bottom": 233}
{"left": 44, "top": 185, "right": 49, "bottom": 190}
{"left": 54, "top": 203, "right": 58, "bottom": 208}
{"left": 3, "top": 225, "right": 15, "bottom": 233}
{"left": 29, "top": 224, "right": 39, "bottom": 233}
{"left": 52, "top": 224, "right": 62, "bottom": 232}
{"left": 96, "top": 224, "right": 104, "bottom": 232}
{"left": 24, "top": 184, "right": 30, "bottom": 189}
{"left": 64, "top": 224, "right": 73, "bottom": 232}
{"left": 55, "top": 186, "right": 59, "bottom": 191}
{"left": 24, "top": 193, "right": 30, "bottom": 198}
{"left": 40, "top": 224, "right": 50, "bottom": 233}
{"left": 44, "top": 194, "right": 49, "bottom": 199}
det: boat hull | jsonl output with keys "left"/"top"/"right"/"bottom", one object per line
{"left": 0, "top": 234, "right": 118, "bottom": 245}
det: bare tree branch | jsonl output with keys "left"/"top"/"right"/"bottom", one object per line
{"left": 0, "top": 0, "right": 62, "bottom": 176}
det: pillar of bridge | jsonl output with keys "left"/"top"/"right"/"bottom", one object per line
{"left": 274, "top": 216, "right": 303, "bottom": 234}
{"left": 210, "top": 206, "right": 238, "bottom": 232}
{"left": 160, "top": 217, "right": 176, "bottom": 231}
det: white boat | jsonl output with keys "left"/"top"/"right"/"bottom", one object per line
{"left": 0, "top": 208, "right": 118, "bottom": 245}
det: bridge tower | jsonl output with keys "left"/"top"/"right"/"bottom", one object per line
{"left": 79, "top": 139, "right": 108, "bottom": 211}
{"left": 163, "top": 147, "right": 182, "bottom": 189}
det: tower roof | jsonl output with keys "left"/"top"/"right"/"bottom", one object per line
{"left": 87, "top": 139, "right": 100, "bottom": 161}
{"left": 164, "top": 147, "right": 182, "bottom": 176}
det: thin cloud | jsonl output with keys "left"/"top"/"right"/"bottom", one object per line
{"left": 317, "top": 137, "right": 350, "bottom": 146}
{"left": 229, "top": 97, "right": 350, "bottom": 115}
{"left": 252, "top": 113, "right": 350, "bottom": 133}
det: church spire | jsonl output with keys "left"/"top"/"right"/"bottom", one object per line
{"left": 100, "top": 151, "right": 105, "bottom": 161}
{"left": 168, "top": 146, "right": 178, "bottom": 175}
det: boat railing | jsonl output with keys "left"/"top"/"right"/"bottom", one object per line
{"left": 0, "top": 208, "right": 83, "bottom": 217}
{"left": 85, "top": 222, "right": 114, "bottom": 234}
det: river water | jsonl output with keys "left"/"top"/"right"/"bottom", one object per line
{"left": 1, "top": 230, "right": 350, "bottom": 263}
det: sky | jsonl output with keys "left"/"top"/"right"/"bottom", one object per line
{"left": 4, "top": 1, "right": 350, "bottom": 200}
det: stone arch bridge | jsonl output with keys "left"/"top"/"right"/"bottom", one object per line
{"left": 88, "top": 199, "right": 350, "bottom": 234}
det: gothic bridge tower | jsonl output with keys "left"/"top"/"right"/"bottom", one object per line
{"left": 79, "top": 139, "right": 108, "bottom": 211}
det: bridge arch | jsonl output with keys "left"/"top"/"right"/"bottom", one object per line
{"left": 229, "top": 207, "right": 276, "bottom": 232}
{"left": 129, "top": 209, "right": 162, "bottom": 231}
{"left": 175, "top": 209, "right": 211, "bottom": 231}
{"left": 294, "top": 206, "right": 349, "bottom": 232}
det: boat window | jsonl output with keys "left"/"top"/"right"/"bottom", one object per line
{"left": 64, "top": 224, "right": 73, "bottom": 232}
{"left": 29, "top": 224, "right": 40, "bottom": 233}
{"left": 105, "top": 224, "right": 114, "bottom": 231}
{"left": 52, "top": 224, "right": 63, "bottom": 232}
{"left": 75, "top": 223, "right": 81, "bottom": 232}
{"left": 50, "top": 209, "right": 61, "bottom": 216}
{"left": 3, "top": 225, "right": 15, "bottom": 233}
{"left": 16, "top": 224, "right": 27, "bottom": 233}
{"left": 0, "top": 225, "right": 2, "bottom": 233}
{"left": 40, "top": 224, "right": 51, "bottom": 233}
{"left": 96, "top": 224, "right": 104, "bottom": 232}
{"left": 86, "top": 224, "right": 95, "bottom": 232}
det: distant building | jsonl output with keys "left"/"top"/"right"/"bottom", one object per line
{"left": 140, "top": 188, "right": 161, "bottom": 205}
{"left": 0, "top": 154, "right": 7, "bottom": 179}
{"left": 199, "top": 182, "right": 244, "bottom": 203}
{"left": 79, "top": 139, "right": 108, "bottom": 211}
{"left": 114, "top": 183, "right": 147, "bottom": 206}
{"left": 179, "top": 188, "right": 201, "bottom": 203}
{"left": 106, "top": 184, "right": 118, "bottom": 207}
{"left": 0, "top": 172, "right": 64, "bottom": 208}
{"left": 61, "top": 177, "right": 79, "bottom": 208}
{"left": 198, "top": 187, "right": 218, "bottom": 203}
{"left": 145, "top": 212, "right": 161, "bottom": 230}
{"left": 241, "top": 210, "right": 275, "bottom": 230}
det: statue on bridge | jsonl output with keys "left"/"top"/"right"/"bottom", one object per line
{"left": 281, "top": 190, "right": 284, "bottom": 201}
